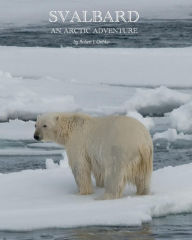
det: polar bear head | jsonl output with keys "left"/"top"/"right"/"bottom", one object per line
{"left": 34, "top": 113, "right": 59, "bottom": 142}
{"left": 34, "top": 112, "right": 90, "bottom": 145}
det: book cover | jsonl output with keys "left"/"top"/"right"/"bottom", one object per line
{"left": 0, "top": 0, "right": 191, "bottom": 239}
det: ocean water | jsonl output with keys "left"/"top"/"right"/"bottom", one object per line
{"left": 1, "top": 214, "right": 192, "bottom": 240}
{"left": 1, "top": 131, "right": 192, "bottom": 173}
{"left": 0, "top": 19, "right": 191, "bottom": 48}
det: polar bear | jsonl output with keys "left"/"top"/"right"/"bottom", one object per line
{"left": 34, "top": 113, "right": 153, "bottom": 200}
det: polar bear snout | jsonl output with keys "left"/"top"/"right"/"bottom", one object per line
{"left": 34, "top": 133, "right": 40, "bottom": 141}
{"left": 34, "top": 130, "right": 42, "bottom": 141}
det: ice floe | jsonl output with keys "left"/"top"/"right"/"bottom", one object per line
{"left": 123, "top": 86, "right": 191, "bottom": 116}
{"left": 127, "top": 111, "right": 154, "bottom": 130}
{"left": 0, "top": 69, "right": 191, "bottom": 121}
{"left": 153, "top": 128, "right": 192, "bottom": 142}
{"left": 0, "top": 71, "right": 78, "bottom": 121}
{"left": 168, "top": 101, "right": 192, "bottom": 134}
{"left": 0, "top": 119, "right": 34, "bottom": 140}
{"left": 0, "top": 158, "right": 192, "bottom": 230}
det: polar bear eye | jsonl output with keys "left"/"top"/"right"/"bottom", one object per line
{"left": 43, "top": 125, "right": 47, "bottom": 128}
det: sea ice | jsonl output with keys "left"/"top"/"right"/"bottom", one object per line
{"left": 168, "top": 101, "right": 192, "bottom": 133}
{"left": 127, "top": 111, "right": 154, "bottom": 130}
{"left": 0, "top": 158, "right": 192, "bottom": 230}
{"left": 153, "top": 128, "right": 192, "bottom": 142}
{"left": 123, "top": 86, "right": 191, "bottom": 116}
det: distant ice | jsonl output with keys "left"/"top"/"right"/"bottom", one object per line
{"left": 153, "top": 128, "right": 192, "bottom": 142}
{"left": 0, "top": 119, "right": 34, "bottom": 140}
{"left": 0, "top": 47, "right": 192, "bottom": 140}
{"left": 124, "top": 86, "right": 191, "bottom": 116}
{"left": 0, "top": 159, "right": 192, "bottom": 230}
{"left": 127, "top": 111, "right": 154, "bottom": 130}
{"left": 0, "top": 47, "right": 191, "bottom": 122}
{"left": 0, "top": 47, "right": 191, "bottom": 87}
{"left": 168, "top": 101, "right": 192, "bottom": 134}
{"left": 95, "top": 86, "right": 191, "bottom": 118}
{"left": 0, "top": 71, "right": 78, "bottom": 121}
{"left": 0, "top": 65, "right": 191, "bottom": 121}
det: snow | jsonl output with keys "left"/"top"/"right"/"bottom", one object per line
{"left": 0, "top": 0, "right": 191, "bottom": 28}
{"left": 153, "top": 128, "right": 192, "bottom": 142}
{"left": 0, "top": 158, "right": 192, "bottom": 230}
{"left": 168, "top": 101, "right": 192, "bottom": 134}
{"left": 126, "top": 111, "right": 154, "bottom": 130}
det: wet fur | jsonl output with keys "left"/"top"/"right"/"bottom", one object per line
{"left": 35, "top": 113, "right": 153, "bottom": 200}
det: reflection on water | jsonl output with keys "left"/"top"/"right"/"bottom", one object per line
{"left": 1, "top": 214, "right": 192, "bottom": 239}
{"left": 1, "top": 214, "right": 192, "bottom": 240}
{"left": 0, "top": 225, "right": 154, "bottom": 240}
{"left": 65, "top": 225, "right": 154, "bottom": 240}
{"left": 1, "top": 137, "right": 192, "bottom": 173}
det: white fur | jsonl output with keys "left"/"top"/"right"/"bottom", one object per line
{"left": 34, "top": 113, "right": 153, "bottom": 200}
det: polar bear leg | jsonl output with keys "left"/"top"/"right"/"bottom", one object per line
{"left": 94, "top": 173, "right": 104, "bottom": 188}
{"left": 71, "top": 159, "right": 93, "bottom": 195}
{"left": 135, "top": 176, "right": 150, "bottom": 195}
{"left": 92, "top": 164, "right": 104, "bottom": 187}
{"left": 97, "top": 168, "right": 126, "bottom": 200}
